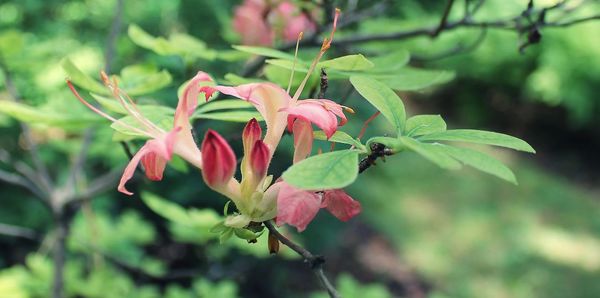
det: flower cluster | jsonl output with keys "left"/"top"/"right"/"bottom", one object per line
{"left": 68, "top": 9, "right": 360, "bottom": 232}
{"left": 233, "top": 0, "right": 318, "bottom": 46}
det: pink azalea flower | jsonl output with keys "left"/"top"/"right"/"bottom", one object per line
{"left": 67, "top": 71, "right": 213, "bottom": 195}
{"left": 233, "top": 0, "right": 317, "bottom": 46}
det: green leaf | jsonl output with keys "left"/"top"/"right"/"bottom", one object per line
{"left": 265, "top": 59, "right": 310, "bottom": 72}
{"left": 405, "top": 115, "right": 447, "bottom": 137}
{"left": 61, "top": 58, "right": 107, "bottom": 94}
{"left": 282, "top": 150, "right": 359, "bottom": 190}
{"left": 0, "top": 100, "right": 101, "bottom": 127}
{"left": 365, "top": 136, "right": 404, "bottom": 153}
{"left": 128, "top": 24, "right": 158, "bottom": 51}
{"left": 195, "top": 99, "right": 254, "bottom": 114}
{"left": 120, "top": 69, "right": 172, "bottom": 96}
{"left": 418, "top": 129, "right": 536, "bottom": 153}
{"left": 128, "top": 25, "right": 216, "bottom": 61}
{"left": 219, "top": 228, "right": 234, "bottom": 244}
{"left": 437, "top": 144, "right": 517, "bottom": 184}
{"left": 368, "top": 50, "right": 410, "bottom": 73}
{"left": 141, "top": 192, "right": 191, "bottom": 225}
{"left": 350, "top": 76, "right": 406, "bottom": 133}
{"left": 375, "top": 67, "right": 455, "bottom": 91}
{"left": 232, "top": 45, "right": 296, "bottom": 60}
{"left": 223, "top": 73, "right": 265, "bottom": 85}
{"left": 318, "top": 54, "right": 374, "bottom": 71}
{"left": 90, "top": 93, "right": 175, "bottom": 115}
{"left": 192, "top": 111, "right": 263, "bottom": 122}
{"left": 398, "top": 136, "right": 462, "bottom": 170}
{"left": 313, "top": 130, "right": 366, "bottom": 152}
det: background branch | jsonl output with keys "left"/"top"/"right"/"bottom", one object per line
{"left": 264, "top": 221, "right": 341, "bottom": 298}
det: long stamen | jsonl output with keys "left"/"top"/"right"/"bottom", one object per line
{"left": 100, "top": 72, "right": 164, "bottom": 135}
{"left": 67, "top": 80, "right": 149, "bottom": 136}
{"left": 286, "top": 32, "right": 303, "bottom": 94}
{"left": 292, "top": 8, "right": 340, "bottom": 101}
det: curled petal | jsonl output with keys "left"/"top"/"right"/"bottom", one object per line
{"left": 276, "top": 182, "right": 321, "bottom": 232}
{"left": 174, "top": 71, "right": 213, "bottom": 129}
{"left": 322, "top": 189, "right": 361, "bottom": 221}
{"left": 201, "top": 129, "right": 237, "bottom": 190}
{"left": 284, "top": 100, "right": 338, "bottom": 139}
{"left": 117, "top": 130, "right": 178, "bottom": 195}
{"left": 200, "top": 83, "right": 292, "bottom": 149}
{"left": 292, "top": 119, "right": 313, "bottom": 164}
{"left": 250, "top": 140, "right": 270, "bottom": 179}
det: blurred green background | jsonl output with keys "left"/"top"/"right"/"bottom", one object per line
{"left": 1, "top": 0, "right": 599, "bottom": 297}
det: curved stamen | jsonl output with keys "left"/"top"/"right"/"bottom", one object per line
{"left": 67, "top": 80, "right": 150, "bottom": 136}
{"left": 287, "top": 31, "right": 303, "bottom": 94}
{"left": 292, "top": 8, "right": 340, "bottom": 101}
{"left": 100, "top": 72, "right": 164, "bottom": 136}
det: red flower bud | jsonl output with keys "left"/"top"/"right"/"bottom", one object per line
{"left": 243, "top": 118, "right": 262, "bottom": 155}
{"left": 250, "top": 140, "right": 270, "bottom": 179}
{"left": 201, "top": 129, "right": 237, "bottom": 190}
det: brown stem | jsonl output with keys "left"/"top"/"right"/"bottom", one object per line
{"left": 263, "top": 221, "right": 341, "bottom": 298}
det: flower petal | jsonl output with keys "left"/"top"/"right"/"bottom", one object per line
{"left": 141, "top": 151, "right": 167, "bottom": 181}
{"left": 292, "top": 119, "right": 313, "bottom": 164}
{"left": 201, "top": 83, "right": 292, "bottom": 149}
{"left": 275, "top": 182, "right": 321, "bottom": 232}
{"left": 174, "top": 71, "right": 213, "bottom": 129}
{"left": 322, "top": 189, "right": 361, "bottom": 221}
{"left": 233, "top": 0, "right": 273, "bottom": 46}
{"left": 284, "top": 100, "right": 339, "bottom": 139}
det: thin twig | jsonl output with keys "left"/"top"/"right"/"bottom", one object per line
{"left": 0, "top": 66, "right": 54, "bottom": 195}
{"left": 432, "top": 0, "right": 456, "bottom": 37}
{"left": 264, "top": 221, "right": 341, "bottom": 298}
{"left": 0, "top": 223, "right": 40, "bottom": 240}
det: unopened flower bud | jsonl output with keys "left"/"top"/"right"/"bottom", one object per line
{"left": 250, "top": 140, "right": 270, "bottom": 179}
{"left": 201, "top": 129, "right": 237, "bottom": 190}
{"left": 243, "top": 118, "right": 262, "bottom": 155}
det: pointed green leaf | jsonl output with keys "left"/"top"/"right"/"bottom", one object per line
{"left": 232, "top": 45, "right": 296, "bottom": 60}
{"left": 350, "top": 76, "right": 406, "bottom": 133}
{"left": 419, "top": 129, "right": 536, "bottom": 153}
{"left": 61, "top": 58, "right": 107, "bottom": 94}
{"left": 282, "top": 150, "right": 359, "bottom": 190}
{"left": 141, "top": 192, "right": 191, "bottom": 225}
{"left": 121, "top": 70, "right": 172, "bottom": 96}
{"left": 0, "top": 100, "right": 101, "bottom": 127}
{"left": 195, "top": 99, "right": 254, "bottom": 114}
{"left": 398, "top": 136, "right": 461, "bottom": 170}
{"left": 192, "top": 111, "right": 263, "bottom": 122}
{"left": 375, "top": 67, "right": 455, "bottom": 91}
{"left": 436, "top": 144, "right": 517, "bottom": 184}
{"left": 368, "top": 50, "right": 410, "bottom": 73}
{"left": 318, "top": 54, "right": 374, "bottom": 71}
{"left": 313, "top": 130, "right": 365, "bottom": 151}
{"left": 405, "top": 115, "right": 447, "bottom": 137}
{"left": 365, "top": 136, "right": 404, "bottom": 153}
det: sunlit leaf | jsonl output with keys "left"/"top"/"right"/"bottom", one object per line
{"left": 419, "top": 129, "right": 536, "bottom": 153}
{"left": 375, "top": 67, "right": 455, "bottom": 91}
{"left": 405, "top": 115, "right": 447, "bottom": 137}
{"left": 232, "top": 45, "right": 296, "bottom": 60}
{"left": 61, "top": 58, "right": 107, "bottom": 94}
{"left": 314, "top": 130, "right": 365, "bottom": 151}
{"left": 318, "top": 54, "right": 374, "bottom": 71}
{"left": 282, "top": 150, "right": 359, "bottom": 190}
{"left": 195, "top": 99, "right": 254, "bottom": 114}
{"left": 192, "top": 110, "right": 263, "bottom": 122}
{"left": 436, "top": 144, "right": 517, "bottom": 184}
{"left": 398, "top": 136, "right": 462, "bottom": 169}
{"left": 368, "top": 50, "right": 411, "bottom": 73}
{"left": 350, "top": 76, "right": 406, "bottom": 133}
